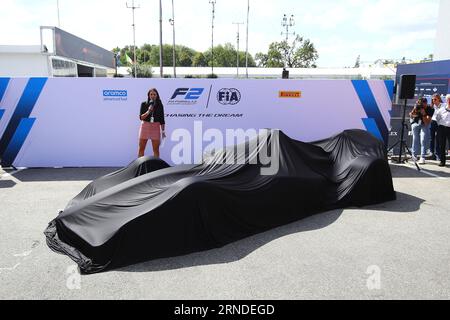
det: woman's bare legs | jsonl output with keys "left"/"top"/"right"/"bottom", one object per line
{"left": 151, "top": 139, "right": 161, "bottom": 158}
{"left": 138, "top": 139, "right": 148, "bottom": 157}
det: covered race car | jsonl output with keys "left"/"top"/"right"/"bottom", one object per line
{"left": 44, "top": 129, "right": 396, "bottom": 274}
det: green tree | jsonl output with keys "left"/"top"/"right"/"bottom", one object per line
{"left": 131, "top": 64, "right": 154, "bottom": 78}
{"left": 145, "top": 44, "right": 197, "bottom": 67}
{"left": 138, "top": 49, "right": 152, "bottom": 65}
{"left": 255, "top": 35, "right": 319, "bottom": 68}
{"left": 203, "top": 43, "right": 235, "bottom": 67}
{"left": 113, "top": 43, "right": 256, "bottom": 68}
{"left": 176, "top": 45, "right": 197, "bottom": 67}
{"left": 148, "top": 45, "right": 169, "bottom": 66}
{"left": 192, "top": 52, "right": 208, "bottom": 67}
{"left": 203, "top": 43, "right": 256, "bottom": 68}
{"left": 238, "top": 51, "right": 256, "bottom": 67}
{"left": 255, "top": 42, "right": 284, "bottom": 67}
{"left": 254, "top": 52, "right": 268, "bottom": 67}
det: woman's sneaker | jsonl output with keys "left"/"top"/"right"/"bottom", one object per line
{"left": 419, "top": 157, "right": 426, "bottom": 164}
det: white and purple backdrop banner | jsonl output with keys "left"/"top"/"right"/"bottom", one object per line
{"left": 0, "top": 78, "right": 394, "bottom": 168}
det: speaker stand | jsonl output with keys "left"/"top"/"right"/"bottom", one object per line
{"left": 388, "top": 98, "right": 421, "bottom": 171}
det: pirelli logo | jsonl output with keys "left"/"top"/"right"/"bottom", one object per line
{"left": 279, "top": 91, "right": 302, "bottom": 98}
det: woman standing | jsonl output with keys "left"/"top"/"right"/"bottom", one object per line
{"left": 138, "top": 88, "right": 166, "bottom": 158}
{"left": 409, "top": 97, "right": 434, "bottom": 164}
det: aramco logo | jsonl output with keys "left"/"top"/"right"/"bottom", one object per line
{"left": 103, "top": 90, "right": 128, "bottom": 101}
{"left": 103, "top": 90, "right": 128, "bottom": 97}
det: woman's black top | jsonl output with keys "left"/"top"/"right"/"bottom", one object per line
{"left": 140, "top": 100, "right": 165, "bottom": 125}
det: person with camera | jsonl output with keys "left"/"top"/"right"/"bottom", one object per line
{"left": 430, "top": 94, "right": 444, "bottom": 161}
{"left": 409, "top": 97, "right": 434, "bottom": 164}
{"left": 435, "top": 94, "right": 450, "bottom": 167}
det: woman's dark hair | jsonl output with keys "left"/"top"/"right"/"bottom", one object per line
{"left": 147, "top": 88, "right": 163, "bottom": 107}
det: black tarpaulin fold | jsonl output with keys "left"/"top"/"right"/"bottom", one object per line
{"left": 44, "top": 129, "right": 396, "bottom": 274}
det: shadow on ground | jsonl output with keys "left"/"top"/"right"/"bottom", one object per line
{"left": 116, "top": 191, "right": 424, "bottom": 274}
{"left": 416, "top": 167, "right": 450, "bottom": 178}
{"left": 356, "top": 191, "right": 425, "bottom": 213}
{"left": 0, "top": 179, "right": 16, "bottom": 189}
{"left": 389, "top": 163, "right": 450, "bottom": 178}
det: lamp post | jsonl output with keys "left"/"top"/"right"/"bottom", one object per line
{"left": 159, "top": 0, "right": 163, "bottom": 78}
{"left": 169, "top": 0, "right": 176, "bottom": 78}
{"left": 245, "top": 0, "right": 250, "bottom": 79}
{"left": 126, "top": 0, "right": 140, "bottom": 78}
{"left": 281, "top": 14, "right": 295, "bottom": 42}
{"left": 56, "top": 0, "right": 61, "bottom": 27}
{"left": 233, "top": 22, "right": 244, "bottom": 78}
{"left": 281, "top": 14, "right": 295, "bottom": 67}
{"left": 209, "top": 0, "right": 216, "bottom": 76}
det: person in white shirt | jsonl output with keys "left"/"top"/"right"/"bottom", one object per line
{"left": 430, "top": 94, "right": 444, "bottom": 161}
{"left": 435, "top": 94, "right": 450, "bottom": 167}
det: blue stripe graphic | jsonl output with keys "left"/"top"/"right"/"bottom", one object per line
{"left": 362, "top": 118, "right": 383, "bottom": 141}
{"left": 2, "top": 118, "right": 36, "bottom": 166}
{"left": 0, "top": 78, "right": 47, "bottom": 167}
{"left": 0, "top": 78, "right": 11, "bottom": 131}
{"left": 0, "top": 78, "right": 10, "bottom": 102}
{"left": 351, "top": 80, "right": 388, "bottom": 145}
{"left": 384, "top": 80, "right": 394, "bottom": 119}
{"left": 384, "top": 80, "right": 394, "bottom": 101}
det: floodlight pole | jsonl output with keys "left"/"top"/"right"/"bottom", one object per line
{"left": 209, "top": 0, "right": 216, "bottom": 76}
{"left": 159, "top": 0, "right": 163, "bottom": 78}
{"left": 281, "top": 14, "right": 295, "bottom": 68}
{"left": 56, "top": 0, "right": 61, "bottom": 27}
{"left": 169, "top": 0, "right": 176, "bottom": 78}
{"left": 126, "top": 0, "right": 140, "bottom": 78}
{"left": 245, "top": 0, "right": 250, "bottom": 79}
{"left": 233, "top": 22, "right": 244, "bottom": 78}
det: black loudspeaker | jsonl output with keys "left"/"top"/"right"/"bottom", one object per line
{"left": 399, "top": 74, "right": 416, "bottom": 99}
{"left": 282, "top": 69, "right": 289, "bottom": 79}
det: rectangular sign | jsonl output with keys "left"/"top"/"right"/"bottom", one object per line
{"left": 279, "top": 91, "right": 302, "bottom": 98}
{"left": 0, "top": 78, "right": 393, "bottom": 167}
{"left": 55, "top": 27, "right": 116, "bottom": 69}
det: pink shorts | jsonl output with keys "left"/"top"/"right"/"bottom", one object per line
{"left": 139, "top": 121, "right": 161, "bottom": 141}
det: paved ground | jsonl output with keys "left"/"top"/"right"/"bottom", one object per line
{"left": 0, "top": 160, "right": 449, "bottom": 300}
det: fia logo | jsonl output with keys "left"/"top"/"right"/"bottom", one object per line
{"left": 217, "top": 88, "right": 241, "bottom": 105}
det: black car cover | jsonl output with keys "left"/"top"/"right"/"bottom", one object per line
{"left": 44, "top": 129, "right": 396, "bottom": 274}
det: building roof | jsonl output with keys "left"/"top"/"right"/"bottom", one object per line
{"left": 0, "top": 45, "right": 43, "bottom": 54}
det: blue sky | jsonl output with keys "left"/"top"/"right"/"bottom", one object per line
{"left": 0, "top": 0, "right": 441, "bottom": 67}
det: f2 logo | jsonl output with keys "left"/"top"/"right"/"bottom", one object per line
{"left": 171, "top": 88, "right": 204, "bottom": 100}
